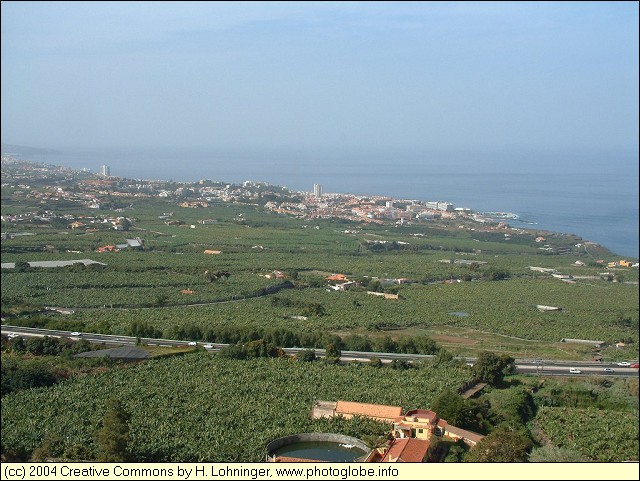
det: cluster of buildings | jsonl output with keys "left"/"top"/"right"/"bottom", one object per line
{"left": 263, "top": 184, "right": 521, "bottom": 233}
{"left": 1, "top": 209, "right": 135, "bottom": 234}
{"left": 281, "top": 400, "right": 486, "bottom": 463}
{"left": 264, "top": 192, "right": 467, "bottom": 226}
{"left": 3, "top": 156, "right": 510, "bottom": 234}
{"left": 2, "top": 159, "right": 611, "bottom": 255}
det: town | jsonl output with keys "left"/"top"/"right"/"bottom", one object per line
{"left": 1, "top": 156, "right": 612, "bottom": 259}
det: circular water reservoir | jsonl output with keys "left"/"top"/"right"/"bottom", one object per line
{"left": 266, "top": 433, "right": 369, "bottom": 462}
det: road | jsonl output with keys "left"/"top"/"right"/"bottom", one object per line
{"left": 2, "top": 325, "right": 638, "bottom": 378}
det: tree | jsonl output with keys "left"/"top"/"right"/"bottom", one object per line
{"left": 472, "top": 351, "right": 515, "bottom": 385}
{"left": 464, "top": 424, "right": 532, "bottom": 462}
{"left": 120, "top": 218, "right": 132, "bottom": 231}
{"left": 1, "top": 359, "right": 58, "bottom": 396}
{"left": 14, "top": 261, "right": 30, "bottom": 272}
{"left": 153, "top": 294, "right": 169, "bottom": 307}
{"left": 342, "top": 334, "right": 372, "bottom": 352}
{"left": 368, "top": 357, "right": 383, "bottom": 368}
{"left": 324, "top": 343, "right": 341, "bottom": 363}
{"left": 11, "top": 336, "right": 26, "bottom": 353}
{"left": 297, "top": 349, "right": 316, "bottom": 362}
{"left": 431, "top": 390, "right": 467, "bottom": 426}
{"left": 31, "top": 434, "right": 64, "bottom": 461}
{"left": 96, "top": 398, "right": 131, "bottom": 462}
{"left": 441, "top": 440, "right": 467, "bottom": 463}
{"left": 390, "top": 359, "right": 411, "bottom": 370}
{"left": 432, "top": 348, "right": 455, "bottom": 367}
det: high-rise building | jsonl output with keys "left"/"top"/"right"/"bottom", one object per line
{"left": 100, "top": 165, "right": 111, "bottom": 177}
{"left": 313, "top": 183, "right": 323, "bottom": 198}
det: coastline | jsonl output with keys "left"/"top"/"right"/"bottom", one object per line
{"left": 2, "top": 152, "right": 638, "bottom": 258}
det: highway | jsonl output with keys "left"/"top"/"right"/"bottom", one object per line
{"left": 2, "top": 325, "right": 638, "bottom": 378}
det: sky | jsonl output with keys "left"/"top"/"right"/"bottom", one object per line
{"left": 1, "top": 1, "right": 638, "bottom": 164}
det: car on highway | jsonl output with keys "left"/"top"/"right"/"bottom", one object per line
{"left": 532, "top": 359, "right": 543, "bottom": 365}
{"left": 569, "top": 368, "right": 582, "bottom": 374}
{"left": 631, "top": 363, "right": 639, "bottom": 369}
{"left": 187, "top": 341, "right": 197, "bottom": 346}
{"left": 70, "top": 332, "right": 82, "bottom": 337}
{"left": 603, "top": 368, "right": 614, "bottom": 374}
{"left": 203, "top": 344, "right": 214, "bottom": 349}
{"left": 617, "top": 361, "right": 631, "bottom": 367}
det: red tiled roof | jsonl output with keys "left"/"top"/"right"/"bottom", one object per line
{"left": 326, "top": 274, "right": 348, "bottom": 281}
{"left": 381, "top": 438, "right": 430, "bottom": 463}
{"left": 336, "top": 401, "right": 403, "bottom": 420}
{"left": 404, "top": 409, "right": 437, "bottom": 423}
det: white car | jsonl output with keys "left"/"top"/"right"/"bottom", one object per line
{"left": 603, "top": 368, "right": 614, "bottom": 374}
{"left": 569, "top": 368, "right": 582, "bottom": 374}
{"left": 7, "top": 333, "right": 20, "bottom": 339}
{"left": 203, "top": 344, "right": 214, "bottom": 349}
{"left": 616, "top": 361, "right": 631, "bottom": 367}
{"left": 70, "top": 332, "right": 82, "bottom": 337}
{"left": 187, "top": 341, "right": 197, "bottom": 346}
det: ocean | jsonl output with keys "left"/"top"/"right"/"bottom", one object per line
{"left": 17, "top": 148, "right": 640, "bottom": 258}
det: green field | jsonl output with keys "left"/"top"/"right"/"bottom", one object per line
{"left": 2, "top": 187, "right": 639, "bottom": 361}
{"left": 1, "top": 353, "right": 470, "bottom": 462}
{"left": 2, "top": 163, "right": 639, "bottom": 464}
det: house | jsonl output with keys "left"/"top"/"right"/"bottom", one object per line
{"left": 394, "top": 278, "right": 412, "bottom": 284}
{"left": 393, "top": 409, "right": 438, "bottom": 440}
{"left": 313, "top": 400, "right": 485, "bottom": 454}
{"left": 379, "top": 438, "right": 430, "bottom": 463}
{"left": 96, "top": 245, "right": 119, "bottom": 253}
{"left": 326, "top": 273, "right": 349, "bottom": 282}
{"left": 329, "top": 281, "right": 356, "bottom": 291}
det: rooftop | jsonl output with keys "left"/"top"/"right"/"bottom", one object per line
{"left": 335, "top": 401, "right": 403, "bottom": 421}
{"left": 381, "top": 438, "right": 430, "bottom": 463}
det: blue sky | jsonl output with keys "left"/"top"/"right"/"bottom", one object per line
{"left": 2, "top": 1, "right": 638, "bottom": 161}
